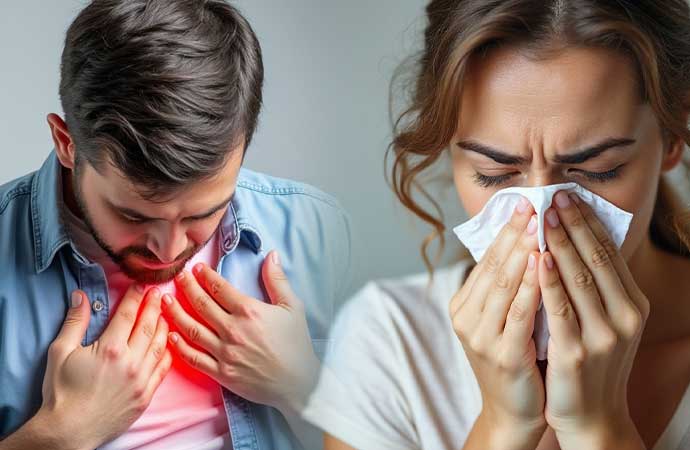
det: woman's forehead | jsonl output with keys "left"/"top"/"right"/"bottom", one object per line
{"left": 457, "top": 45, "right": 646, "bottom": 143}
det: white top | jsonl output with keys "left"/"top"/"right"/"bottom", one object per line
{"left": 304, "top": 259, "right": 690, "bottom": 450}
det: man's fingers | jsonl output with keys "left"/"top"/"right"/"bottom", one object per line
{"left": 100, "top": 283, "right": 149, "bottom": 344}
{"left": 143, "top": 348, "right": 173, "bottom": 402}
{"left": 168, "top": 331, "right": 220, "bottom": 377}
{"left": 261, "top": 250, "right": 298, "bottom": 307}
{"left": 128, "top": 288, "right": 163, "bottom": 360}
{"left": 53, "top": 290, "right": 92, "bottom": 352}
{"left": 161, "top": 294, "right": 223, "bottom": 357}
{"left": 140, "top": 316, "right": 169, "bottom": 376}
{"left": 192, "top": 263, "right": 253, "bottom": 314}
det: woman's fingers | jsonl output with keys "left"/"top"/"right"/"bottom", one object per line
{"left": 569, "top": 194, "right": 649, "bottom": 325}
{"left": 501, "top": 252, "right": 541, "bottom": 352}
{"left": 477, "top": 218, "right": 539, "bottom": 339}
{"left": 538, "top": 252, "right": 582, "bottom": 352}
{"left": 552, "top": 192, "right": 632, "bottom": 322}
{"left": 543, "top": 206, "right": 609, "bottom": 337}
{"left": 452, "top": 199, "right": 535, "bottom": 319}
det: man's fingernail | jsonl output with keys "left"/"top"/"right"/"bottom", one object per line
{"left": 193, "top": 263, "right": 204, "bottom": 275}
{"left": 272, "top": 251, "right": 280, "bottom": 266}
{"left": 527, "top": 215, "right": 538, "bottom": 235}
{"left": 546, "top": 209, "right": 560, "bottom": 228}
{"left": 176, "top": 271, "right": 185, "bottom": 281}
{"left": 135, "top": 284, "right": 145, "bottom": 293}
{"left": 169, "top": 332, "right": 179, "bottom": 343}
{"left": 162, "top": 294, "right": 173, "bottom": 306}
{"left": 71, "top": 291, "right": 82, "bottom": 308}
{"left": 545, "top": 253, "right": 554, "bottom": 270}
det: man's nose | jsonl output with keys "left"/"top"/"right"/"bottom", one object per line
{"left": 149, "top": 223, "right": 188, "bottom": 264}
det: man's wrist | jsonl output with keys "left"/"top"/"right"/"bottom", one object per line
{"left": 30, "top": 406, "right": 90, "bottom": 450}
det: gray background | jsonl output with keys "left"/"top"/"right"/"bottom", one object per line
{"left": 0, "top": 1, "right": 466, "bottom": 299}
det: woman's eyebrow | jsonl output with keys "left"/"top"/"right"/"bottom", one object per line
{"left": 456, "top": 137, "right": 637, "bottom": 165}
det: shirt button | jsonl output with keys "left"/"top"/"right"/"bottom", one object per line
{"left": 92, "top": 300, "right": 104, "bottom": 312}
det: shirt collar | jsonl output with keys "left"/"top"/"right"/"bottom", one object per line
{"left": 219, "top": 177, "right": 264, "bottom": 255}
{"left": 32, "top": 151, "right": 264, "bottom": 273}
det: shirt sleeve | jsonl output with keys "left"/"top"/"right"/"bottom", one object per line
{"left": 303, "top": 281, "right": 420, "bottom": 450}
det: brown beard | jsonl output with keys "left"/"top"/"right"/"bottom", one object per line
{"left": 70, "top": 163, "right": 206, "bottom": 283}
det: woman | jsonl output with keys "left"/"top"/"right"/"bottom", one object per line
{"left": 305, "top": 1, "right": 690, "bottom": 449}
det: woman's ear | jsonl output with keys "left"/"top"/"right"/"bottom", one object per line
{"left": 660, "top": 116, "right": 689, "bottom": 172}
{"left": 47, "top": 113, "right": 77, "bottom": 169}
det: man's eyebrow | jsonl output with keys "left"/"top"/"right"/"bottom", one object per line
{"left": 111, "top": 192, "right": 235, "bottom": 221}
{"left": 455, "top": 137, "right": 637, "bottom": 165}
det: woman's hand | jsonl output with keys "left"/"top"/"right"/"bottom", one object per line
{"left": 450, "top": 197, "right": 547, "bottom": 450}
{"left": 37, "top": 284, "right": 173, "bottom": 450}
{"left": 538, "top": 191, "right": 649, "bottom": 450}
{"left": 161, "top": 250, "right": 320, "bottom": 416}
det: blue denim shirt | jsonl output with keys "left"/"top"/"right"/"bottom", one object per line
{"left": 0, "top": 151, "right": 352, "bottom": 450}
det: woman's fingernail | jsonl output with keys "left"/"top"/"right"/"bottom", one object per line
{"left": 516, "top": 197, "right": 530, "bottom": 214}
{"left": 169, "top": 332, "right": 179, "bottom": 344}
{"left": 527, "top": 215, "right": 538, "bottom": 234}
{"left": 71, "top": 291, "right": 82, "bottom": 308}
{"left": 546, "top": 209, "right": 560, "bottom": 228}
{"left": 570, "top": 193, "right": 580, "bottom": 204}
{"left": 528, "top": 254, "right": 536, "bottom": 270}
{"left": 162, "top": 294, "right": 173, "bottom": 306}
{"left": 272, "top": 251, "right": 280, "bottom": 266}
{"left": 545, "top": 253, "right": 554, "bottom": 270}
{"left": 555, "top": 191, "right": 571, "bottom": 209}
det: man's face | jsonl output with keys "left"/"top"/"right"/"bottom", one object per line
{"left": 70, "top": 148, "right": 244, "bottom": 284}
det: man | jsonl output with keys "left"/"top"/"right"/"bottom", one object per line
{"left": 0, "top": 1, "right": 351, "bottom": 449}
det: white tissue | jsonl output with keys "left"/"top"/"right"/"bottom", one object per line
{"left": 452, "top": 182, "right": 633, "bottom": 360}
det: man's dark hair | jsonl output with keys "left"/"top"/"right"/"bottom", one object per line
{"left": 59, "top": 0, "right": 264, "bottom": 198}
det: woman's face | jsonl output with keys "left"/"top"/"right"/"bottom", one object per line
{"left": 451, "top": 45, "right": 679, "bottom": 261}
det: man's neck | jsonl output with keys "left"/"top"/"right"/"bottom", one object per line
{"left": 61, "top": 167, "right": 83, "bottom": 220}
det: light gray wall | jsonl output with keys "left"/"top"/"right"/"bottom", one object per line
{"left": 0, "top": 1, "right": 467, "bottom": 299}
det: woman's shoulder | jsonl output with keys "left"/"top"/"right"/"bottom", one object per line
{"left": 329, "top": 257, "right": 476, "bottom": 350}
{"left": 344, "top": 257, "right": 475, "bottom": 318}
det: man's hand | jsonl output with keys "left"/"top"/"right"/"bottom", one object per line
{"left": 161, "top": 250, "right": 320, "bottom": 415}
{"left": 29, "top": 284, "right": 173, "bottom": 450}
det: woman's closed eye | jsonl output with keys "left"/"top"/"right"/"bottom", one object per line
{"left": 472, "top": 164, "right": 626, "bottom": 188}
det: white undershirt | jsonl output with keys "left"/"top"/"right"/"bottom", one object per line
{"left": 61, "top": 204, "right": 231, "bottom": 450}
{"left": 304, "top": 259, "right": 690, "bottom": 450}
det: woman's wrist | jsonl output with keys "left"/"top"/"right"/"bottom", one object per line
{"left": 554, "top": 416, "right": 646, "bottom": 450}
{"left": 477, "top": 409, "right": 547, "bottom": 450}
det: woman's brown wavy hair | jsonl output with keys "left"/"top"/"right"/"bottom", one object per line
{"left": 387, "top": 0, "right": 690, "bottom": 274}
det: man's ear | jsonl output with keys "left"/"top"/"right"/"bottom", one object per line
{"left": 47, "top": 113, "right": 77, "bottom": 169}
{"left": 661, "top": 117, "right": 689, "bottom": 173}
